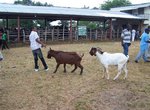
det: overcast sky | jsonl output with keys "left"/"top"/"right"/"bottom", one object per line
{"left": 0, "top": 0, "right": 149, "bottom": 8}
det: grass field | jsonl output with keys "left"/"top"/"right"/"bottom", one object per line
{"left": 0, "top": 41, "right": 150, "bottom": 110}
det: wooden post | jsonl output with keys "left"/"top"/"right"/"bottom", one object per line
{"left": 6, "top": 18, "right": 8, "bottom": 29}
{"left": 52, "top": 27, "right": 54, "bottom": 41}
{"left": 23, "top": 29, "right": 25, "bottom": 43}
{"left": 69, "top": 17, "right": 73, "bottom": 41}
{"left": 63, "top": 25, "right": 65, "bottom": 41}
{"left": 109, "top": 18, "right": 112, "bottom": 40}
{"left": 96, "top": 29, "right": 98, "bottom": 40}
{"left": 76, "top": 21, "right": 79, "bottom": 40}
{"left": 17, "top": 16, "right": 20, "bottom": 42}
{"left": 90, "top": 29, "right": 92, "bottom": 40}
{"left": 140, "top": 20, "right": 144, "bottom": 34}
{"left": 45, "top": 27, "right": 47, "bottom": 42}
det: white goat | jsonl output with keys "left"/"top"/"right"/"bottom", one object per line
{"left": 89, "top": 47, "right": 129, "bottom": 80}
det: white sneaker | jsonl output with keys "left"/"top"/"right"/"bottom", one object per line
{"left": 45, "top": 68, "right": 49, "bottom": 71}
{"left": 34, "top": 69, "right": 39, "bottom": 72}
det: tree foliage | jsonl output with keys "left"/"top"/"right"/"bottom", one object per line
{"left": 14, "top": 0, "right": 53, "bottom": 6}
{"left": 101, "top": 0, "right": 131, "bottom": 10}
{"left": 5, "top": 0, "right": 53, "bottom": 29}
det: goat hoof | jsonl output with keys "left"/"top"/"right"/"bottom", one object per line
{"left": 80, "top": 72, "right": 83, "bottom": 75}
{"left": 107, "top": 77, "right": 109, "bottom": 80}
{"left": 123, "top": 77, "right": 127, "bottom": 80}
{"left": 113, "top": 78, "right": 116, "bottom": 80}
{"left": 102, "top": 76, "right": 105, "bottom": 79}
{"left": 71, "top": 71, "right": 74, "bottom": 73}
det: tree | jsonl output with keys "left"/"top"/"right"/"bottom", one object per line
{"left": 14, "top": 0, "right": 53, "bottom": 6}
{"left": 101, "top": 0, "right": 131, "bottom": 10}
{"left": 14, "top": 0, "right": 33, "bottom": 5}
{"left": 9, "top": 0, "right": 53, "bottom": 29}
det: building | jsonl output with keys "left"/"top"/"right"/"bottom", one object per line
{"left": 110, "top": 2, "right": 150, "bottom": 29}
{"left": 0, "top": 3, "right": 143, "bottom": 42}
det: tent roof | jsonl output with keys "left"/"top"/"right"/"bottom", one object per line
{"left": 0, "top": 3, "right": 142, "bottom": 21}
{"left": 110, "top": 2, "right": 150, "bottom": 11}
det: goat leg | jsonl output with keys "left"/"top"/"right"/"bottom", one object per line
{"left": 123, "top": 64, "right": 128, "bottom": 79}
{"left": 78, "top": 64, "right": 83, "bottom": 75}
{"left": 71, "top": 64, "right": 77, "bottom": 73}
{"left": 63, "top": 64, "right": 66, "bottom": 73}
{"left": 105, "top": 66, "right": 109, "bottom": 80}
{"left": 102, "top": 66, "right": 106, "bottom": 79}
{"left": 53, "top": 64, "right": 60, "bottom": 73}
{"left": 113, "top": 65, "right": 123, "bottom": 80}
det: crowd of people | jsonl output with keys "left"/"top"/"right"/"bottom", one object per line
{"left": 121, "top": 25, "right": 150, "bottom": 63}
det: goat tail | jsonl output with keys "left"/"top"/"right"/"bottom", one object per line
{"left": 80, "top": 53, "right": 84, "bottom": 58}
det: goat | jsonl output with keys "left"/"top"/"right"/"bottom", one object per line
{"left": 89, "top": 47, "right": 129, "bottom": 80}
{"left": 47, "top": 48, "right": 84, "bottom": 75}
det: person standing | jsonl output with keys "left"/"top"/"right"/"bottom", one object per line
{"left": 2, "top": 30, "right": 9, "bottom": 50}
{"left": 131, "top": 28, "right": 136, "bottom": 42}
{"left": 135, "top": 28, "right": 150, "bottom": 63}
{"left": 29, "top": 27, "right": 49, "bottom": 72}
{"left": 121, "top": 24, "right": 132, "bottom": 57}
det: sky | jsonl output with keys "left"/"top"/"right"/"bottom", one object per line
{"left": 0, "top": 0, "right": 149, "bottom": 8}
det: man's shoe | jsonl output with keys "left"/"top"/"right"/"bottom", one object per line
{"left": 145, "top": 60, "right": 150, "bottom": 62}
{"left": 45, "top": 68, "right": 49, "bottom": 71}
{"left": 34, "top": 69, "right": 39, "bottom": 72}
{"left": 135, "top": 60, "right": 138, "bottom": 63}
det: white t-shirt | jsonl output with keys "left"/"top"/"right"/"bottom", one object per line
{"left": 29, "top": 31, "right": 41, "bottom": 50}
{"left": 132, "top": 29, "right": 136, "bottom": 41}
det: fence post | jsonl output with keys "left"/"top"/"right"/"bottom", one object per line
{"left": 23, "top": 29, "right": 25, "bottom": 43}
{"left": 45, "top": 27, "right": 47, "bottom": 42}
{"left": 52, "top": 27, "right": 54, "bottom": 41}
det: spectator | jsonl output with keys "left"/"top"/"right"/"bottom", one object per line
{"left": 135, "top": 28, "right": 150, "bottom": 63}
{"left": 29, "top": 27, "right": 49, "bottom": 72}
{"left": 131, "top": 28, "right": 136, "bottom": 42}
{"left": 121, "top": 24, "right": 132, "bottom": 57}
{"left": 2, "top": 30, "right": 9, "bottom": 50}
{"left": 147, "top": 25, "right": 150, "bottom": 31}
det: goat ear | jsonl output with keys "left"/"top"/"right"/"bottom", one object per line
{"left": 97, "top": 47, "right": 102, "bottom": 51}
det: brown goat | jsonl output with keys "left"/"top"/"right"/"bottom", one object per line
{"left": 47, "top": 48, "right": 84, "bottom": 75}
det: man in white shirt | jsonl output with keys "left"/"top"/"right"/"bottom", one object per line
{"left": 29, "top": 27, "right": 48, "bottom": 72}
{"left": 131, "top": 29, "right": 136, "bottom": 42}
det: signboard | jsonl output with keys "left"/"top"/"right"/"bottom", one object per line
{"left": 78, "top": 26, "right": 87, "bottom": 36}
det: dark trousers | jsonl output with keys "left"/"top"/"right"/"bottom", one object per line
{"left": 32, "top": 48, "right": 48, "bottom": 69}
{"left": 2, "top": 40, "right": 9, "bottom": 50}
{"left": 0, "top": 39, "right": 2, "bottom": 49}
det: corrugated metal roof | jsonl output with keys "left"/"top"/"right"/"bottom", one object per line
{"left": 0, "top": 3, "right": 141, "bottom": 20}
{"left": 110, "top": 2, "right": 150, "bottom": 11}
